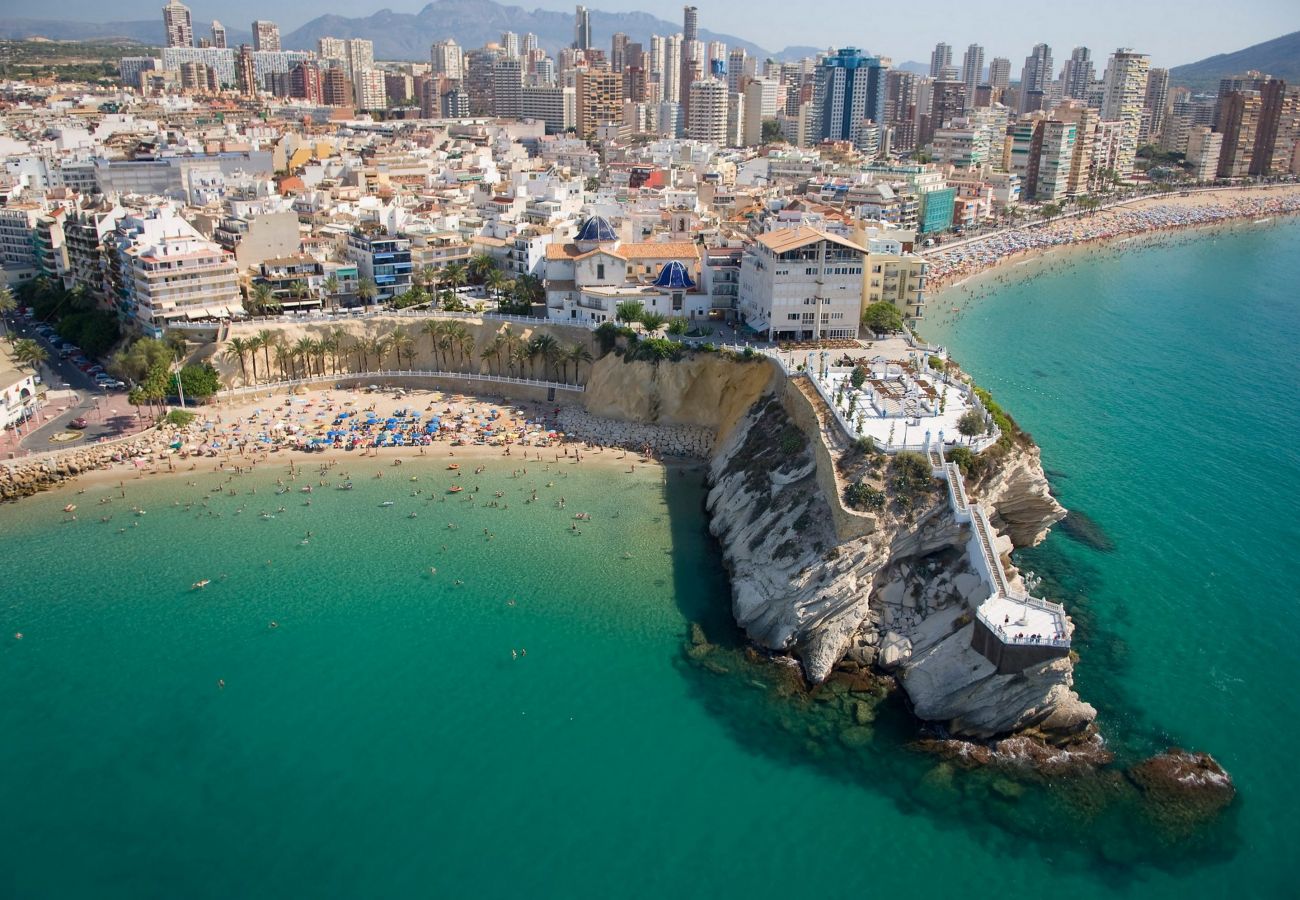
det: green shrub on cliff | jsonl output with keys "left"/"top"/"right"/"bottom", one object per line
{"left": 844, "top": 481, "right": 886, "bottom": 511}
{"left": 891, "top": 451, "right": 934, "bottom": 495}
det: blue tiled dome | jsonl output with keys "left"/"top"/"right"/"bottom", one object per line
{"left": 652, "top": 260, "right": 696, "bottom": 290}
{"left": 575, "top": 215, "right": 618, "bottom": 243}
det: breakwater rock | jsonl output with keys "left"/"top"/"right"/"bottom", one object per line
{"left": 0, "top": 426, "right": 199, "bottom": 501}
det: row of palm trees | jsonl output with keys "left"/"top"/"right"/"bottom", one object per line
{"left": 220, "top": 323, "right": 593, "bottom": 386}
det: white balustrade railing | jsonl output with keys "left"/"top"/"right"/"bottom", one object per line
{"left": 217, "top": 369, "right": 585, "bottom": 399}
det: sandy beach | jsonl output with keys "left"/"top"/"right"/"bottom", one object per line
{"left": 16, "top": 383, "right": 705, "bottom": 505}
{"left": 925, "top": 184, "right": 1300, "bottom": 295}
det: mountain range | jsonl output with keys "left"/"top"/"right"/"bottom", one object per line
{"left": 1168, "top": 29, "right": 1300, "bottom": 91}
{"left": 0, "top": 0, "right": 824, "bottom": 61}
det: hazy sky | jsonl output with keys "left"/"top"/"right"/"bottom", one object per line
{"left": 39, "top": 0, "right": 1300, "bottom": 65}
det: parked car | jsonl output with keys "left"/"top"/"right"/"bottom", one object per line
{"left": 69, "top": 417, "right": 88, "bottom": 429}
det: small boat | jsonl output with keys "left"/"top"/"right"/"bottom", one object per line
{"left": 448, "top": 486, "right": 463, "bottom": 494}
{"left": 379, "top": 500, "right": 395, "bottom": 507}
{"left": 63, "top": 504, "right": 77, "bottom": 513}
{"left": 339, "top": 481, "right": 354, "bottom": 490}
{"left": 446, "top": 463, "right": 460, "bottom": 470}
{"left": 192, "top": 579, "right": 210, "bottom": 590}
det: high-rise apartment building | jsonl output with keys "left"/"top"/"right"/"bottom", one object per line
{"left": 687, "top": 77, "right": 729, "bottom": 143}
{"left": 1142, "top": 67, "right": 1170, "bottom": 140}
{"left": 1062, "top": 47, "right": 1093, "bottom": 100}
{"left": 210, "top": 21, "right": 226, "bottom": 50}
{"left": 1019, "top": 43, "right": 1053, "bottom": 112}
{"left": 742, "top": 78, "right": 780, "bottom": 145}
{"left": 1100, "top": 48, "right": 1150, "bottom": 175}
{"left": 290, "top": 61, "right": 324, "bottom": 104}
{"left": 491, "top": 57, "right": 524, "bottom": 118}
{"left": 988, "top": 57, "right": 1011, "bottom": 91}
{"left": 354, "top": 69, "right": 386, "bottom": 110}
{"left": 163, "top": 1, "right": 194, "bottom": 49}
{"left": 465, "top": 47, "right": 500, "bottom": 116}
{"left": 430, "top": 39, "right": 464, "bottom": 81}
{"left": 961, "top": 44, "right": 984, "bottom": 96}
{"left": 922, "top": 80, "right": 966, "bottom": 145}
{"left": 1185, "top": 126, "right": 1223, "bottom": 180}
{"left": 252, "top": 21, "right": 280, "bottom": 53}
{"left": 501, "top": 31, "right": 519, "bottom": 58}
{"left": 663, "top": 34, "right": 682, "bottom": 104}
{"left": 575, "top": 66, "right": 623, "bottom": 139}
{"left": 322, "top": 66, "right": 353, "bottom": 107}
{"left": 319, "top": 37, "right": 348, "bottom": 72}
{"left": 611, "top": 33, "right": 629, "bottom": 71}
{"left": 811, "top": 47, "right": 886, "bottom": 146}
{"left": 930, "top": 42, "right": 952, "bottom": 78}
{"left": 574, "top": 6, "right": 592, "bottom": 51}
{"left": 683, "top": 6, "right": 699, "bottom": 44}
{"left": 347, "top": 39, "right": 374, "bottom": 77}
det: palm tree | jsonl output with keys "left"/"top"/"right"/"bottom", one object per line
{"left": 458, "top": 329, "right": 476, "bottom": 373}
{"left": 565, "top": 343, "right": 593, "bottom": 383}
{"left": 508, "top": 344, "right": 529, "bottom": 377}
{"left": 468, "top": 252, "right": 497, "bottom": 285}
{"left": 288, "top": 280, "right": 310, "bottom": 306}
{"left": 376, "top": 336, "right": 395, "bottom": 369}
{"left": 389, "top": 326, "right": 415, "bottom": 369}
{"left": 441, "top": 262, "right": 467, "bottom": 297}
{"left": 481, "top": 332, "right": 507, "bottom": 375}
{"left": 437, "top": 328, "right": 456, "bottom": 372}
{"left": 421, "top": 320, "right": 446, "bottom": 367}
{"left": 0, "top": 285, "right": 15, "bottom": 339}
{"left": 350, "top": 337, "right": 372, "bottom": 371}
{"left": 255, "top": 329, "right": 276, "bottom": 378}
{"left": 485, "top": 267, "right": 511, "bottom": 302}
{"left": 356, "top": 277, "right": 378, "bottom": 307}
{"left": 294, "top": 336, "right": 316, "bottom": 377}
{"left": 223, "top": 336, "right": 251, "bottom": 383}
{"left": 328, "top": 326, "right": 349, "bottom": 373}
{"left": 321, "top": 274, "right": 340, "bottom": 308}
{"left": 248, "top": 282, "right": 278, "bottom": 317}
{"left": 12, "top": 338, "right": 48, "bottom": 371}
{"left": 273, "top": 341, "right": 295, "bottom": 380}
{"left": 531, "top": 334, "right": 561, "bottom": 380}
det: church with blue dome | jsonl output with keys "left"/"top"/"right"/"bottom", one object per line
{"left": 542, "top": 215, "right": 712, "bottom": 326}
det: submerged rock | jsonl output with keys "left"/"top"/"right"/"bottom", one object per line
{"left": 1127, "top": 749, "right": 1235, "bottom": 837}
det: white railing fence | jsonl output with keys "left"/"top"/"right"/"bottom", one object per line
{"left": 217, "top": 369, "right": 585, "bottom": 400}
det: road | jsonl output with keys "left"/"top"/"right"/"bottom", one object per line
{"left": 5, "top": 321, "right": 139, "bottom": 455}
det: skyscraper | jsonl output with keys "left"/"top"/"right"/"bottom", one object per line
{"left": 812, "top": 47, "right": 886, "bottom": 146}
{"left": 688, "top": 77, "right": 728, "bottom": 143}
{"left": 1062, "top": 47, "right": 1093, "bottom": 100}
{"left": 162, "top": 1, "right": 194, "bottom": 49}
{"left": 988, "top": 57, "right": 1011, "bottom": 91}
{"left": 347, "top": 39, "right": 374, "bottom": 77}
{"left": 575, "top": 66, "right": 623, "bottom": 139}
{"left": 252, "top": 21, "right": 280, "bottom": 52}
{"left": 210, "top": 21, "right": 226, "bottom": 50}
{"left": 431, "top": 39, "right": 464, "bottom": 81}
{"left": 1143, "top": 67, "right": 1170, "bottom": 140}
{"left": 960, "top": 44, "right": 984, "bottom": 96}
{"left": 683, "top": 6, "right": 699, "bottom": 44}
{"left": 1018, "top": 43, "right": 1053, "bottom": 113}
{"left": 930, "top": 43, "right": 952, "bottom": 78}
{"left": 501, "top": 32, "right": 520, "bottom": 58}
{"left": 1101, "top": 48, "right": 1150, "bottom": 175}
{"left": 611, "top": 33, "right": 629, "bottom": 71}
{"left": 574, "top": 6, "right": 592, "bottom": 51}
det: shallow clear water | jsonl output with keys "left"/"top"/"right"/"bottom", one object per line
{"left": 2, "top": 220, "right": 1296, "bottom": 898}
{"left": 922, "top": 218, "right": 1300, "bottom": 896}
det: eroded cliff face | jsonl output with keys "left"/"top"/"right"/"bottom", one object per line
{"left": 705, "top": 380, "right": 1093, "bottom": 742}
{"left": 583, "top": 354, "right": 774, "bottom": 444}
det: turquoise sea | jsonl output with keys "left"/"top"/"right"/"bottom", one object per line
{"left": 2, "top": 219, "right": 1297, "bottom": 898}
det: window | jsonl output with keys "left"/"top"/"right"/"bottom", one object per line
{"left": 672, "top": 292, "right": 683, "bottom": 311}
{"left": 596, "top": 263, "right": 605, "bottom": 279}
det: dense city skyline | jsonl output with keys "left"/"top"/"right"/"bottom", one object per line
{"left": 20, "top": 0, "right": 1299, "bottom": 65}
